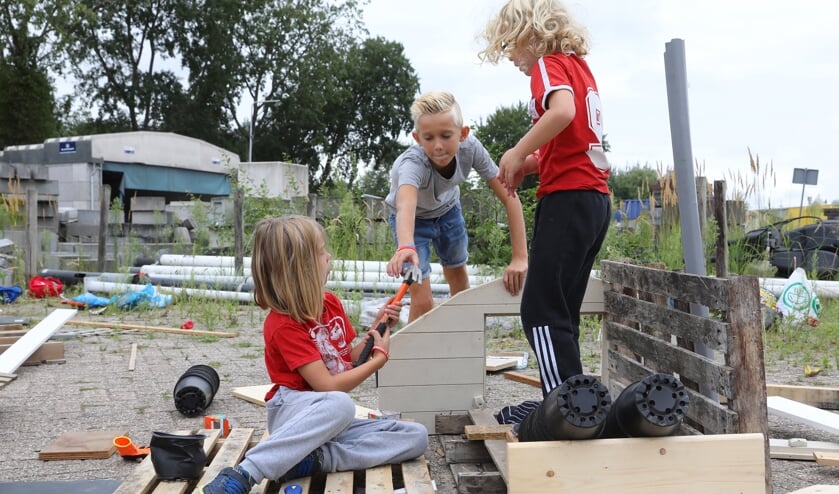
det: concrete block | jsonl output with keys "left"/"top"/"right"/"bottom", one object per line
{"left": 130, "top": 196, "right": 165, "bottom": 211}
{"left": 130, "top": 210, "right": 173, "bottom": 225}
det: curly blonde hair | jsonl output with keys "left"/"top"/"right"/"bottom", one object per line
{"left": 478, "top": 0, "right": 590, "bottom": 64}
{"left": 410, "top": 90, "right": 464, "bottom": 129}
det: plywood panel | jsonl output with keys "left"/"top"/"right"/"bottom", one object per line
{"left": 377, "top": 357, "right": 484, "bottom": 386}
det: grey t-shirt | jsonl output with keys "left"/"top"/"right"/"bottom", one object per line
{"left": 385, "top": 134, "right": 499, "bottom": 219}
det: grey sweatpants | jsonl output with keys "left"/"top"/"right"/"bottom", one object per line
{"left": 239, "top": 387, "right": 428, "bottom": 483}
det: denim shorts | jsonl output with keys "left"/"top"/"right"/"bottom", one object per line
{"left": 389, "top": 204, "right": 469, "bottom": 279}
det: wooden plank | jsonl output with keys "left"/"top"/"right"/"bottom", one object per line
{"left": 606, "top": 349, "right": 740, "bottom": 434}
{"left": 601, "top": 261, "right": 729, "bottom": 311}
{"left": 468, "top": 409, "right": 509, "bottom": 485}
{"left": 788, "top": 486, "right": 839, "bottom": 494}
{"left": 231, "top": 384, "right": 375, "bottom": 418}
{"left": 603, "top": 320, "right": 734, "bottom": 395}
{"left": 364, "top": 464, "right": 393, "bottom": 494}
{"left": 485, "top": 356, "right": 518, "bottom": 372}
{"left": 769, "top": 437, "right": 839, "bottom": 460}
{"left": 38, "top": 430, "right": 125, "bottom": 460}
{"left": 767, "top": 384, "right": 839, "bottom": 410}
{"left": 503, "top": 370, "right": 541, "bottom": 388}
{"left": 378, "top": 357, "right": 484, "bottom": 386}
{"left": 767, "top": 396, "right": 839, "bottom": 436}
{"left": 814, "top": 450, "right": 839, "bottom": 466}
{"left": 403, "top": 411, "right": 469, "bottom": 434}
{"left": 464, "top": 424, "right": 513, "bottom": 441}
{"left": 0, "top": 308, "right": 75, "bottom": 374}
{"left": 507, "top": 433, "right": 765, "bottom": 494}
{"left": 195, "top": 428, "right": 254, "bottom": 487}
{"left": 128, "top": 343, "right": 138, "bottom": 371}
{"left": 604, "top": 290, "right": 730, "bottom": 353}
{"left": 65, "top": 319, "right": 237, "bottom": 338}
{"left": 442, "top": 436, "right": 492, "bottom": 463}
{"left": 323, "top": 470, "right": 354, "bottom": 493}
{"left": 401, "top": 455, "right": 435, "bottom": 494}
{"left": 434, "top": 414, "right": 472, "bottom": 435}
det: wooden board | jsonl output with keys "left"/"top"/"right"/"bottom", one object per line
{"left": 767, "top": 384, "right": 839, "bottom": 410}
{"left": 767, "top": 395, "right": 839, "bottom": 436}
{"left": 507, "top": 433, "right": 766, "bottom": 493}
{"left": 468, "top": 409, "right": 510, "bottom": 485}
{"left": 38, "top": 430, "right": 126, "bottom": 460}
{"left": 814, "top": 450, "right": 839, "bottom": 466}
{"left": 769, "top": 437, "right": 839, "bottom": 460}
{"left": 788, "top": 487, "right": 839, "bottom": 494}
{"left": 0, "top": 340, "right": 64, "bottom": 365}
{"left": 0, "top": 309, "right": 75, "bottom": 374}
{"left": 231, "top": 384, "right": 375, "bottom": 418}
{"left": 485, "top": 356, "right": 518, "bottom": 372}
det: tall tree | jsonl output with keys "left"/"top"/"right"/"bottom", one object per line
{"left": 472, "top": 102, "right": 538, "bottom": 190}
{"left": 168, "top": 0, "right": 244, "bottom": 149}
{"left": 61, "top": 0, "right": 181, "bottom": 131}
{"left": 0, "top": 0, "right": 61, "bottom": 147}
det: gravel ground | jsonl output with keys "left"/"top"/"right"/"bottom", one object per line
{"left": 0, "top": 304, "right": 838, "bottom": 493}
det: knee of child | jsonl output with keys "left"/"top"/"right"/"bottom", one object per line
{"left": 326, "top": 391, "right": 356, "bottom": 422}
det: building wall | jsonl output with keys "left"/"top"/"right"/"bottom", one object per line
{"left": 237, "top": 161, "right": 308, "bottom": 200}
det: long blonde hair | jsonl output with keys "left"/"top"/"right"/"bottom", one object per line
{"left": 251, "top": 215, "right": 326, "bottom": 323}
{"left": 478, "top": 0, "right": 590, "bottom": 64}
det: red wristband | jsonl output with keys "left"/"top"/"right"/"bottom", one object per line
{"left": 397, "top": 244, "right": 416, "bottom": 252}
{"left": 372, "top": 345, "right": 389, "bottom": 360}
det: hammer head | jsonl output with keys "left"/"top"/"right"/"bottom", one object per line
{"left": 403, "top": 264, "right": 422, "bottom": 285}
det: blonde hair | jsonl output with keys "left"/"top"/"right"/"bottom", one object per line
{"left": 478, "top": 0, "right": 590, "bottom": 64}
{"left": 410, "top": 91, "right": 464, "bottom": 129}
{"left": 251, "top": 215, "right": 326, "bottom": 323}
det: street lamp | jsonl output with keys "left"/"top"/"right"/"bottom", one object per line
{"left": 247, "top": 98, "right": 281, "bottom": 162}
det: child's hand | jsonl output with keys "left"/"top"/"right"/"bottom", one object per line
{"left": 498, "top": 150, "right": 526, "bottom": 195}
{"left": 367, "top": 325, "right": 391, "bottom": 353}
{"left": 387, "top": 249, "right": 419, "bottom": 278}
{"left": 376, "top": 299, "right": 404, "bottom": 329}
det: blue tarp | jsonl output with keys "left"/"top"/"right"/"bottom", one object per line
{"left": 103, "top": 162, "right": 231, "bottom": 197}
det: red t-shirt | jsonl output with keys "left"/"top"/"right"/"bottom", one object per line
{"left": 263, "top": 292, "right": 357, "bottom": 400}
{"left": 529, "top": 53, "right": 610, "bottom": 198}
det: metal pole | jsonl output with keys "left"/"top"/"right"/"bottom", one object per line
{"left": 799, "top": 181, "right": 806, "bottom": 219}
{"left": 664, "top": 38, "right": 716, "bottom": 400}
{"left": 247, "top": 99, "right": 256, "bottom": 163}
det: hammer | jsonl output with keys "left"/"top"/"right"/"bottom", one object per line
{"left": 353, "top": 265, "right": 421, "bottom": 367}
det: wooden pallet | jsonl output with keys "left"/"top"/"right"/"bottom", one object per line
{"left": 114, "top": 428, "right": 435, "bottom": 494}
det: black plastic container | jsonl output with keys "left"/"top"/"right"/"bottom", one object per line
{"left": 599, "top": 373, "right": 690, "bottom": 438}
{"left": 517, "top": 374, "right": 612, "bottom": 441}
{"left": 149, "top": 431, "right": 207, "bottom": 480}
{"left": 173, "top": 364, "right": 220, "bottom": 417}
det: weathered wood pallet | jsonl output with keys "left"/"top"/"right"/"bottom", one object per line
{"left": 113, "top": 427, "right": 435, "bottom": 494}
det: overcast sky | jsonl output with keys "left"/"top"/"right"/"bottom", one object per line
{"left": 362, "top": 0, "right": 838, "bottom": 210}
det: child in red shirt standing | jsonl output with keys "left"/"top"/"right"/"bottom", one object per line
{"left": 479, "top": 0, "right": 612, "bottom": 398}
{"left": 201, "top": 216, "right": 428, "bottom": 493}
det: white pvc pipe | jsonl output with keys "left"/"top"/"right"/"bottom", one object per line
{"left": 760, "top": 277, "right": 839, "bottom": 298}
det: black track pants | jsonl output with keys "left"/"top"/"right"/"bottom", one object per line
{"left": 521, "top": 190, "right": 611, "bottom": 397}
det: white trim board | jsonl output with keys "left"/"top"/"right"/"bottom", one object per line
{"left": 0, "top": 309, "right": 76, "bottom": 374}
{"left": 767, "top": 395, "right": 839, "bottom": 436}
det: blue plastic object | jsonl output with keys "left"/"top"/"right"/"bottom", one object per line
{"left": 284, "top": 485, "right": 302, "bottom": 494}
{"left": 0, "top": 285, "right": 22, "bottom": 303}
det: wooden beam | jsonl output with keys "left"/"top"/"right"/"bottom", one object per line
{"left": 767, "top": 384, "right": 839, "bottom": 410}
{"left": 507, "top": 433, "right": 766, "bottom": 493}
{"left": 469, "top": 409, "right": 510, "bottom": 485}
{"left": 65, "top": 319, "right": 237, "bottom": 337}
{"left": 465, "top": 424, "right": 513, "bottom": 441}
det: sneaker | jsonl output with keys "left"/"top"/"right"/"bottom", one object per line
{"left": 279, "top": 449, "right": 323, "bottom": 482}
{"left": 200, "top": 466, "right": 252, "bottom": 494}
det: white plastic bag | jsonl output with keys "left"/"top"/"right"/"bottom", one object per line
{"left": 776, "top": 268, "right": 821, "bottom": 327}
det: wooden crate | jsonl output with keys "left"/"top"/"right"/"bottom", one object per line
{"left": 114, "top": 428, "right": 435, "bottom": 494}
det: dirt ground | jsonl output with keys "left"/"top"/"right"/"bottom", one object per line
{"left": 0, "top": 301, "right": 838, "bottom": 493}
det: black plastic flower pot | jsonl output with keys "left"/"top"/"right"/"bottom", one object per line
{"left": 599, "top": 373, "right": 690, "bottom": 438}
{"left": 517, "top": 374, "right": 612, "bottom": 441}
{"left": 173, "top": 364, "right": 220, "bottom": 417}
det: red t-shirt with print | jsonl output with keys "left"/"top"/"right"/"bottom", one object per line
{"left": 529, "top": 53, "right": 610, "bottom": 198}
{"left": 263, "top": 291, "right": 357, "bottom": 400}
